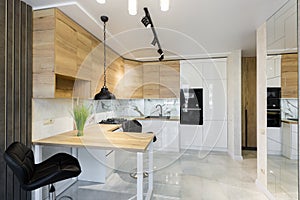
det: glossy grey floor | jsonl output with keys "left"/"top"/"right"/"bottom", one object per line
{"left": 58, "top": 150, "right": 268, "bottom": 200}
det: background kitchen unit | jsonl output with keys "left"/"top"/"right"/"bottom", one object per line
{"left": 180, "top": 58, "right": 227, "bottom": 151}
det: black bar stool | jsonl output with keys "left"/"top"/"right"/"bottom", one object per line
{"left": 4, "top": 142, "right": 81, "bottom": 200}
{"left": 122, "top": 120, "right": 156, "bottom": 179}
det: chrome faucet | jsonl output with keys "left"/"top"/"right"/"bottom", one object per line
{"left": 156, "top": 104, "right": 163, "bottom": 117}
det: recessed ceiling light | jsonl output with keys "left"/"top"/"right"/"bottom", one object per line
{"left": 128, "top": 0, "right": 137, "bottom": 15}
{"left": 160, "top": 0, "right": 169, "bottom": 11}
{"left": 96, "top": 0, "right": 106, "bottom": 4}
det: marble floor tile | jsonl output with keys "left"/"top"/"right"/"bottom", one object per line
{"left": 57, "top": 150, "right": 292, "bottom": 200}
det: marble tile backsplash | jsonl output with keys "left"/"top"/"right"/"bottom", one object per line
{"left": 94, "top": 98, "right": 180, "bottom": 117}
{"left": 281, "top": 99, "right": 298, "bottom": 119}
{"left": 33, "top": 98, "right": 180, "bottom": 139}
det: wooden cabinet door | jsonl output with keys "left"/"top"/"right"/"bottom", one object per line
{"left": 160, "top": 61, "right": 180, "bottom": 98}
{"left": 76, "top": 30, "right": 93, "bottom": 80}
{"left": 55, "top": 11, "right": 77, "bottom": 78}
{"left": 143, "top": 63, "right": 160, "bottom": 98}
{"left": 281, "top": 54, "right": 298, "bottom": 98}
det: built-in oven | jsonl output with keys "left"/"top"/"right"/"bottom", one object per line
{"left": 267, "top": 87, "right": 281, "bottom": 127}
{"left": 267, "top": 110, "right": 281, "bottom": 127}
{"left": 180, "top": 88, "right": 203, "bottom": 125}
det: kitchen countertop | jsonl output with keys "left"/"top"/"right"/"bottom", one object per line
{"left": 33, "top": 124, "right": 154, "bottom": 152}
{"left": 281, "top": 119, "right": 298, "bottom": 124}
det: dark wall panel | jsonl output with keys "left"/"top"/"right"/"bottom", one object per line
{"left": 0, "top": 0, "right": 32, "bottom": 199}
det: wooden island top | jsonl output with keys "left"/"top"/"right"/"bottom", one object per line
{"left": 32, "top": 124, "right": 154, "bottom": 152}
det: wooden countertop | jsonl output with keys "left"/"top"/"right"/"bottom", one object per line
{"left": 32, "top": 124, "right": 154, "bottom": 152}
{"left": 281, "top": 119, "right": 298, "bottom": 124}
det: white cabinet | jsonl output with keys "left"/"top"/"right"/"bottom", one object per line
{"left": 180, "top": 125, "right": 202, "bottom": 149}
{"left": 282, "top": 123, "right": 298, "bottom": 159}
{"left": 203, "top": 79, "right": 227, "bottom": 121}
{"left": 180, "top": 121, "right": 227, "bottom": 151}
{"left": 266, "top": 55, "right": 281, "bottom": 87}
{"left": 180, "top": 58, "right": 227, "bottom": 152}
{"left": 202, "top": 121, "right": 227, "bottom": 151}
{"left": 267, "top": 0, "right": 297, "bottom": 53}
{"left": 78, "top": 148, "right": 106, "bottom": 183}
{"left": 180, "top": 60, "right": 203, "bottom": 88}
{"left": 180, "top": 58, "right": 226, "bottom": 88}
{"left": 139, "top": 120, "right": 179, "bottom": 152}
{"left": 267, "top": 127, "right": 282, "bottom": 155}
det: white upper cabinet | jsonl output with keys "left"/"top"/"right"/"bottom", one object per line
{"left": 180, "top": 58, "right": 227, "bottom": 88}
{"left": 266, "top": 55, "right": 281, "bottom": 87}
{"left": 267, "top": 0, "right": 297, "bottom": 54}
{"left": 202, "top": 59, "right": 227, "bottom": 80}
{"left": 180, "top": 60, "right": 203, "bottom": 88}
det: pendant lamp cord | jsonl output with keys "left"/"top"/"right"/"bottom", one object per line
{"left": 103, "top": 21, "right": 107, "bottom": 87}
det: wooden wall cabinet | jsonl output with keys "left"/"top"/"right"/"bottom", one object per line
{"left": 33, "top": 8, "right": 99, "bottom": 98}
{"left": 143, "top": 61, "right": 180, "bottom": 99}
{"left": 281, "top": 54, "right": 298, "bottom": 98}
{"left": 118, "top": 60, "right": 180, "bottom": 99}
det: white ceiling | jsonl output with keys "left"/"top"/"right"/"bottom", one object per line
{"left": 24, "top": 0, "right": 288, "bottom": 60}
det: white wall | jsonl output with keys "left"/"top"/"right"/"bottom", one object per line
{"left": 227, "top": 50, "right": 242, "bottom": 160}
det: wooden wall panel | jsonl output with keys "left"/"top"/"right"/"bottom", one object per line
{"left": 242, "top": 57, "right": 257, "bottom": 148}
{"left": 0, "top": 0, "right": 32, "bottom": 199}
{"left": 281, "top": 53, "right": 298, "bottom": 98}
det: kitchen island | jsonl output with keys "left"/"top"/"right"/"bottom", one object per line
{"left": 33, "top": 124, "right": 154, "bottom": 200}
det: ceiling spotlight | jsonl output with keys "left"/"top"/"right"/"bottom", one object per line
{"left": 151, "top": 38, "right": 157, "bottom": 46}
{"left": 128, "top": 0, "right": 137, "bottom": 15}
{"left": 160, "top": 0, "right": 169, "bottom": 11}
{"left": 96, "top": 0, "right": 106, "bottom": 4}
{"left": 158, "top": 49, "right": 164, "bottom": 61}
{"left": 159, "top": 54, "right": 164, "bottom": 61}
{"left": 141, "top": 16, "right": 151, "bottom": 28}
{"left": 157, "top": 48, "right": 164, "bottom": 56}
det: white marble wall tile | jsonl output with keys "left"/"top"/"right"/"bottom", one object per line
{"left": 281, "top": 99, "right": 298, "bottom": 119}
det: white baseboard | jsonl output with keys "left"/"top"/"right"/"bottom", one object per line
{"left": 255, "top": 179, "right": 275, "bottom": 200}
{"left": 228, "top": 151, "right": 243, "bottom": 160}
{"left": 180, "top": 145, "right": 227, "bottom": 152}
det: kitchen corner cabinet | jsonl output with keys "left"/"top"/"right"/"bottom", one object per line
{"left": 281, "top": 54, "right": 298, "bottom": 98}
{"left": 33, "top": 8, "right": 99, "bottom": 98}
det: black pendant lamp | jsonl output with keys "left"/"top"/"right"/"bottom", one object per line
{"left": 94, "top": 16, "right": 116, "bottom": 100}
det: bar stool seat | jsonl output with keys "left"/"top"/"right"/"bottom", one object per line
{"left": 4, "top": 142, "right": 81, "bottom": 199}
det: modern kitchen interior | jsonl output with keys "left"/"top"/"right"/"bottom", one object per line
{"left": 0, "top": 0, "right": 299, "bottom": 200}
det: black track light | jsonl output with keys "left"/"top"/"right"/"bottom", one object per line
{"left": 141, "top": 7, "right": 164, "bottom": 61}
{"left": 141, "top": 16, "right": 151, "bottom": 28}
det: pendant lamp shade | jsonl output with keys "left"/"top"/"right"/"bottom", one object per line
{"left": 94, "top": 16, "right": 116, "bottom": 100}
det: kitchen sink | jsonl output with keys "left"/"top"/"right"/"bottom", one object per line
{"left": 145, "top": 116, "right": 170, "bottom": 119}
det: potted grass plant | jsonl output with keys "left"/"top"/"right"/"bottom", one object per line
{"left": 72, "top": 104, "right": 90, "bottom": 136}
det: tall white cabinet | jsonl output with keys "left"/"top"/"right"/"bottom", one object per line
{"left": 180, "top": 58, "right": 227, "bottom": 151}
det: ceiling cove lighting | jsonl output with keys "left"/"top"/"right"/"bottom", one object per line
{"left": 160, "top": 0, "right": 169, "bottom": 11}
{"left": 128, "top": 0, "right": 137, "bottom": 15}
{"left": 96, "top": 0, "right": 106, "bottom": 4}
{"left": 94, "top": 16, "right": 116, "bottom": 100}
{"left": 141, "top": 7, "right": 164, "bottom": 61}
